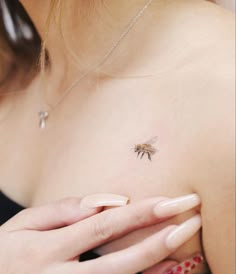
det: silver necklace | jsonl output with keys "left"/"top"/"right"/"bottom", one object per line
{"left": 38, "top": 0, "right": 154, "bottom": 129}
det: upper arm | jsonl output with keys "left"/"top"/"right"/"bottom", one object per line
{"left": 200, "top": 162, "right": 235, "bottom": 273}
{"left": 195, "top": 74, "right": 235, "bottom": 273}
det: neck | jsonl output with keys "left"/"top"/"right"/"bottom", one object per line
{"left": 19, "top": 0, "right": 212, "bottom": 117}
{"left": 20, "top": 0, "right": 164, "bottom": 107}
{"left": 21, "top": 0, "right": 156, "bottom": 71}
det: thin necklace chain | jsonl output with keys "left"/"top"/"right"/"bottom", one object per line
{"left": 38, "top": 0, "right": 154, "bottom": 129}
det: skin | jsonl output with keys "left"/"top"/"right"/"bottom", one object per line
{"left": 216, "top": 0, "right": 235, "bottom": 11}
{"left": 0, "top": 0, "right": 235, "bottom": 273}
{"left": 0, "top": 197, "right": 184, "bottom": 274}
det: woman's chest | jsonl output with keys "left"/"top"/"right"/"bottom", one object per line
{"left": 0, "top": 79, "right": 205, "bottom": 263}
{"left": 0, "top": 77, "right": 202, "bottom": 207}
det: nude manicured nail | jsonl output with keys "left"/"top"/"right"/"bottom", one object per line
{"left": 166, "top": 215, "right": 202, "bottom": 250}
{"left": 154, "top": 194, "right": 200, "bottom": 218}
{"left": 80, "top": 193, "right": 129, "bottom": 208}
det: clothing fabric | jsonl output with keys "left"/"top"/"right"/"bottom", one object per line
{"left": 0, "top": 191, "right": 24, "bottom": 225}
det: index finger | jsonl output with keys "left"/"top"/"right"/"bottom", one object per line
{"left": 50, "top": 194, "right": 200, "bottom": 259}
{"left": 51, "top": 197, "right": 168, "bottom": 258}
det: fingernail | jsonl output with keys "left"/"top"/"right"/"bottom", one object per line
{"left": 166, "top": 215, "right": 202, "bottom": 250}
{"left": 163, "top": 253, "right": 204, "bottom": 274}
{"left": 154, "top": 194, "right": 200, "bottom": 218}
{"left": 80, "top": 193, "right": 129, "bottom": 208}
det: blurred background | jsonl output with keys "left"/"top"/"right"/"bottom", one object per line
{"left": 217, "top": 0, "right": 235, "bottom": 11}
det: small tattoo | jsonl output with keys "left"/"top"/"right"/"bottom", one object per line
{"left": 134, "top": 136, "right": 158, "bottom": 161}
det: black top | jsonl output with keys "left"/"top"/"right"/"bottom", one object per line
{"left": 0, "top": 191, "right": 24, "bottom": 225}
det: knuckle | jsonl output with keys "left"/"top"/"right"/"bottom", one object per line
{"left": 56, "top": 197, "right": 80, "bottom": 209}
{"left": 141, "top": 248, "right": 158, "bottom": 266}
{"left": 54, "top": 197, "right": 81, "bottom": 224}
{"left": 54, "top": 197, "right": 80, "bottom": 218}
{"left": 92, "top": 214, "right": 114, "bottom": 241}
{"left": 131, "top": 209, "right": 148, "bottom": 228}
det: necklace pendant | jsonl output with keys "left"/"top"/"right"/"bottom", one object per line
{"left": 38, "top": 111, "right": 49, "bottom": 129}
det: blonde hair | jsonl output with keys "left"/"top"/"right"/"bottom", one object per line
{"left": 1, "top": 0, "right": 217, "bottom": 94}
{"left": 40, "top": 0, "right": 62, "bottom": 73}
{"left": 40, "top": 0, "right": 101, "bottom": 72}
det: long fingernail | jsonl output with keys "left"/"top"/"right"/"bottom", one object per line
{"left": 164, "top": 253, "right": 204, "bottom": 274}
{"left": 80, "top": 193, "right": 129, "bottom": 208}
{"left": 154, "top": 194, "right": 200, "bottom": 218}
{"left": 166, "top": 215, "right": 202, "bottom": 250}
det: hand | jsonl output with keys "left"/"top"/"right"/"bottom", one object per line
{"left": 0, "top": 194, "right": 201, "bottom": 274}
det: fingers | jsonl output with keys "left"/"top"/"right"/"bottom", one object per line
{"left": 59, "top": 228, "right": 177, "bottom": 274}
{"left": 73, "top": 215, "right": 202, "bottom": 274}
{"left": 153, "top": 194, "right": 200, "bottom": 218}
{"left": 2, "top": 197, "right": 102, "bottom": 232}
{"left": 52, "top": 197, "right": 167, "bottom": 258}
{"left": 78, "top": 226, "right": 176, "bottom": 274}
{"left": 53, "top": 194, "right": 200, "bottom": 259}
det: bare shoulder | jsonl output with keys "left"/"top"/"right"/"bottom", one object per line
{"left": 161, "top": 2, "right": 235, "bottom": 272}
{"left": 194, "top": 53, "right": 235, "bottom": 273}
{"left": 172, "top": 1, "right": 235, "bottom": 137}
{"left": 185, "top": 4, "right": 235, "bottom": 273}
{"left": 187, "top": 2, "right": 235, "bottom": 165}
{"left": 194, "top": 78, "right": 235, "bottom": 273}
{"left": 162, "top": 0, "right": 235, "bottom": 59}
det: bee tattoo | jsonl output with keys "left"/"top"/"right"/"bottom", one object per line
{"left": 134, "top": 136, "right": 158, "bottom": 161}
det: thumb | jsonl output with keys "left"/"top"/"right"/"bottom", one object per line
{"left": 143, "top": 260, "right": 178, "bottom": 274}
{"left": 2, "top": 197, "right": 102, "bottom": 232}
